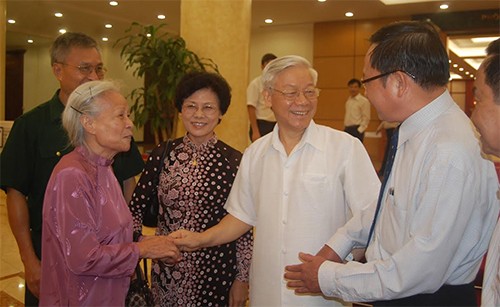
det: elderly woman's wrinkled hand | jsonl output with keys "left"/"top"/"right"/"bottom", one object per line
{"left": 137, "top": 235, "right": 181, "bottom": 263}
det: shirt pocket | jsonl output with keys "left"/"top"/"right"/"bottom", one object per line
{"left": 379, "top": 190, "right": 408, "bottom": 252}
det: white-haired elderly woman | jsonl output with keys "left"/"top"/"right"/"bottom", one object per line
{"left": 39, "top": 80, "right": 181, "bottom": 306}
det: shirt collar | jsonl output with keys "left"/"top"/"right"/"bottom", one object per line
{"left": 398, "top": 90, "right": 454, "bottom": 148}
{"left": 270, "top": 120, "right": 323, "bottom": 155}
{"left": 48, "top": 89, "right": 65, "bottom": 123}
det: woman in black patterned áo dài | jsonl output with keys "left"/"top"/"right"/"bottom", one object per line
{"left": 129, "top": 71, "right": 253, "bottom": 307}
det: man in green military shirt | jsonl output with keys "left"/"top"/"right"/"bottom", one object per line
{"left": 0, "top": 32, "right": 144, "bottom": 306}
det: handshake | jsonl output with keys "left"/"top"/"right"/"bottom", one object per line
{"left": 135, "top": 229, "right": 205, "bottom": 264}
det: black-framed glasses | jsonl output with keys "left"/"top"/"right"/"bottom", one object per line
{"left": 57, "top": 62, "right": 107, "bottom": 76}
{"left": 361, "top": 70, "right": 416, "bottom": 85}
{"left": 271, "top": 87, "right": 320, "bottom": 102}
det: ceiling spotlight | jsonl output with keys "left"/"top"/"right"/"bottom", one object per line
{"left": 157, "top": 14, "right": 166, "bottom": 20}
{"left": 265, "top": 18, "right": 273, "bottom": 24}
{"left": 439, "top": 4, "right": 449, "bottom": 10}
{"left": 345, "top": 12, "right": 354, "bottom": 17}
{"left": 318, "top": 0, "right": 327, "bottom": 2}
{"left": 55, "top": 12, "right": 63, "bottom": 18}
{"left": 465, "top": 71, "right": 469, "bottom": 75}
{"left": 7, "top": 19, "right": 16, "bottom": 24}
{"left": 109, "top": 1, "right": 118, "bottom": 6}
{"left": 458, "top": 67, "right": 464, "bottom": 71}
{"left": 59, "top": 29, "right": 67, "bottom": 34}
{"left": 28, "top": 39, "right": 34, "bottom": 44}
{"left": 146, "top": 33, "right": 152, "bottom": 38}
{"left": 452, "top": 64, "right": 458, "bottom": 68}
{"left": 102, "top": 37, "right": 109, "bottom": 42}
{"left": 105, "top": 24, "right": 113, "bottom": 28}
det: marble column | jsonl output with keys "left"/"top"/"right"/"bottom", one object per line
{"left": 179, "top": 0, "right": 251, "bottom": 152}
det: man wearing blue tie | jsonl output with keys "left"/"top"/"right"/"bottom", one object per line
{"left": 285, "top": 20, "right": 499, "bottom": 306}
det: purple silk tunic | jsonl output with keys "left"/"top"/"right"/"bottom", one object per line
{"left": 40, "top": 146, "right": 140, "bottom": 306}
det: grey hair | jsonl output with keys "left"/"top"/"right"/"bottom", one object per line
{"left": 261, "top": 55, "right": 318, "bottom": 89}
{"left": 62, "top": 80, "right": 121, "bottom": 147}
{"left": 50, "top": 32, "right": 99, "bottom": 65}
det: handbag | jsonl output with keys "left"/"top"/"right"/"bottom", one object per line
{"left": 125, "top": 259, "right": 154, "bottom": 307}
{"left": 142, "top": 140, "right": 173, "bottom": 227}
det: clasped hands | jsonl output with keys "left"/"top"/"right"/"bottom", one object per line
{"left": 169, "top": 229, "right": 328, "bottom": 295}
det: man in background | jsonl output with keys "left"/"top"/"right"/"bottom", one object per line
{"left": 470, "top": 38, "right": 500, "bottom": 307}
{"left": 0, "top": 32, "right": 144, "bottom": 306}
{"left": 247, "top": 53, "right": 277, "bottom": 142}
{"left": 343, "top": 78, "right": 371, "bottom": 142}
{"left": 285, "top": 21, "right": 498, "bottom": 306}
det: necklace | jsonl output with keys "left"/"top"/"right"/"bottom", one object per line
{"left": 191, "top": 152, "right": 198, "bottom": 166}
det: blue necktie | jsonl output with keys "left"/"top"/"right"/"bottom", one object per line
{"left": 366, "top": 127, "right": 400, "bottom": 248}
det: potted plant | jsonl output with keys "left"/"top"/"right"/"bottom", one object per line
{"left": 115, "top": 22, "right": 218, "bottom": 144}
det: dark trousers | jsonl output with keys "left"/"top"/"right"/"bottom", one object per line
{"left": 344, "top": 125, "right": 364, "bottom": 142}
{"left": 371, "top": 282, "right": 477, "bottom": 307}
{"left": 25, "top": 231, "right": 42, "bottom": 306}
{"left": 249, "top": 119, "right": 276, "bottom": 141}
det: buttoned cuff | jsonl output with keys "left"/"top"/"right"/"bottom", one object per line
{"left": 318, "top": 260, "right": 343, "bottom": 297}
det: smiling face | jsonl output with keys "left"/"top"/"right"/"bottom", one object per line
{"left": 264, "top": 65, "right": 317, "bottom": 137}
{"left": 84, "top": 91, "right": 133, "bottom": 158}
{"left": 180, "top": 88, "right": 222, "bottom": 145}
{"left": 53, "top": 46, "right": 104, "bottom": 104}
{"left": 471, "top": 63, "right": 500, "bottom": 157}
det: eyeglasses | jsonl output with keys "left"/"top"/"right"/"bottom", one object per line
{"left": 182, "top": 103, "right": 219, "bottom": 116}
{"left": 57, "top": 62, "right": 107, "bottom": 76}
{"left": 361, "top": 70, "right": 416, "bottom": 85}
{"left": 271, "top": 87, "right": 320, "bottom": 102}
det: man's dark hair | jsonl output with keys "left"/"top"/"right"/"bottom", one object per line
{"left": 50, "top": 32, "right": 99, "bottom": 65}
{"left": 175, "top": 71, "right": 232, "bottom": 115}
{"left": 483, "top": 38, "right": 499, "bottom": 103}
{"left": 348, "top": 78, "right": 361, "bottom": 87}
{"left": 369, "top": 20, "right": 449, "bottom": 89}
{"left": 261, "top": 53, "right": 278, "bottom": 66}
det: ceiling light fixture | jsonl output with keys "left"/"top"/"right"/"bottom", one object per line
{"left": 157, "top": 14, "right": 166, "bottom": 20}
{"left": 105, "top": 24, "right": 112, "bottom": 28}
{"left": 452, "top": 64, "right": 458, "bottom": 68}
{"left": 318, "top": 0, "right": 327, "bottom": 2}
{"left": 265, "top": 18, "right": 273, "bottom": 24}
{"left": 345, "top": 12, "right": 354, "bottom": 17}
{"left": 55, "top": 12, "right": 63, "bottom": 18}
{"left": 439, "top": 4, "right": 449, "bottom": 10}
{"left": 109, "top": 1, "right": 118, "bottom": 6}
{"left": 7, "top": 19, "right": 16, "bottom": 24}
{"left": 102, "top": 37, "right": 109, "bottom": 42}
{"left": 28, "top": 39, "right": 34, "bottom": 43}
{"left": 59, "top": 29, "right": 67, "bottom": 34}
{"left": 471, "top": 36, "right": 499, "bottom": 43}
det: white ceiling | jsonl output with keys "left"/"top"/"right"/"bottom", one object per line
{"left": 5, "top": 0, "right": 500, "bottom": 77}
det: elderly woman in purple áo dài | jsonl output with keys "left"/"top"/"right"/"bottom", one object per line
{"left": 39, "top": 80, "right": 181, "bottom": 306}
{"left": 129, "top": 71, "right": 253, "bottom": 307}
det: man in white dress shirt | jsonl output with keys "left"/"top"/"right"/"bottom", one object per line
{"left": 173, "top": 55, "right": 380, "bottom": 306}
{"left": 470, "top": 38, "right": 500, "bottom": 307}
{"left": 343, "top": 78, "right": 371, "bottom": 142}
{"left": 285, "top": 20, "right": 499, "bottom": 306}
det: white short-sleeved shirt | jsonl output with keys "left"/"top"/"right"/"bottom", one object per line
{"left": 246, "top": 75, "right": 276, "bottom": 122}
{"left": 225, "top": 121, "right": 380, "bottom": 306}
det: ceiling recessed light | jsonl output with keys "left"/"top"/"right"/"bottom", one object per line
{"left": 146, "top": 33, "right": 152, "bottom": 38}
{"left": 458, "top": 67, "right": 464, "bottom": 71}
{"left": 54, "top": 12, "right": 63, "bottom": 18}
{"left": 109, "top": 1, "right": 118, "bottom": 6}
{"left": 345, "top": 12, "right": 354, "bottom": 17}
{"left": 439, "top": 4, "right": 449, "bottom": 10}
{"left": 265, "top": 18, "right": 273, "bottom": 24}
{"left": 318, "top": 0, "right": 327, "bottom": 2}
{"left": 27, "top": 39, "right": 34, "bottom": 43}
{"left": 7, "top": 19, "right": 16, "bottom": 24}
{"left": 452, "top": 63, "right": 458, "bottom": 68}
{"left": 59, "top": 29, "right": 67, "bottom": 34}
{"left": 105, "top": 24, "right": 113, "bottom": 28}
{"left": 102, "top": 37, "right": 109, "bottom": 42}
{"left": 157, "top": 14, "right": 166, "bottom": 20}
